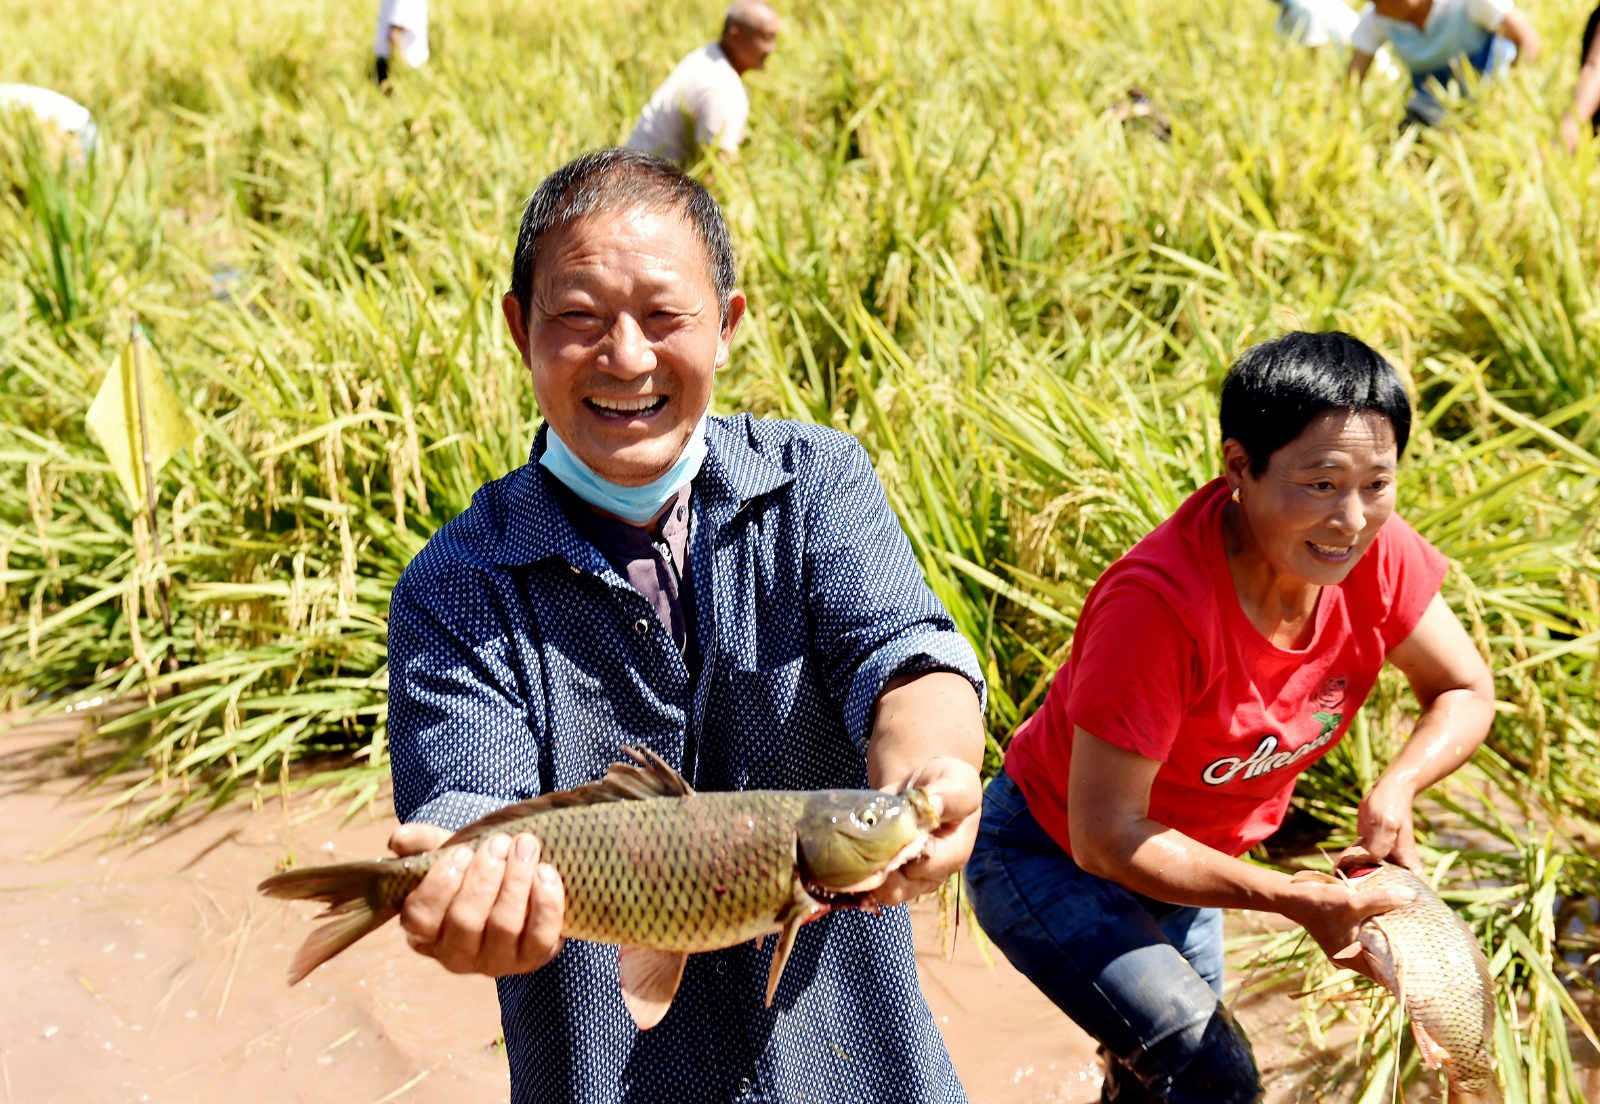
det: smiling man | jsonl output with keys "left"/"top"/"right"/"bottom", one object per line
{"left": 381, "top": 147, "right": 986, "bottom": 1104}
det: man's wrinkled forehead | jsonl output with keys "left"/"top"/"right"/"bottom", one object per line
{"left": 532, "top": 205, "right": 714, "bottom": 295}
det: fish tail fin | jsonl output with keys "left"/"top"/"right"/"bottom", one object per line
{"left": 258, "top": 862, "right": 403, "bottom": 984}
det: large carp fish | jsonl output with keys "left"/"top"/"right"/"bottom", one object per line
{"left": 259, "top": 746, "right": 939, "bottom": 1029}
{"left": 1297, "top": 861, "right": 1499, "bottom": 1103}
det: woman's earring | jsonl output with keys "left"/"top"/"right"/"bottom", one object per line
{"left": 1231, "top": 485, "right": 1242, "bottom": 504}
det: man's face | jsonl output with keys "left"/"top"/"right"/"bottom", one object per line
{"left": 726, "top": 15, "right": 780, "bottom": 72}
{"left": 503, "top": 207, "right": 745, "bottom": 487}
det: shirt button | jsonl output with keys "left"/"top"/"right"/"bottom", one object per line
{"left": 633, "top": 618, "right": 650, "bottom": 636}
{"left": 737, "top": 1078, "right": 753, "bottom": 1096}
{"left": 568, "top": 564, "right": 581, "bottom": 575}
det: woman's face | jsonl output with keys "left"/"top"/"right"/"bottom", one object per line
{"left": 1226, "top": 410, "right": 1399, "bottom": 589}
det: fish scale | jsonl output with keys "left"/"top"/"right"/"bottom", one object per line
{"left": 259, "top": 747, "right": 938, "bottom": 1030}
{"left": 533, "top": 792, "right": 809, "bottom": 950}
{"left": 1351, "top": 863, "right": 1498, "bottom": 1099}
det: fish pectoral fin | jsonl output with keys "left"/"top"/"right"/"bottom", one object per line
{"left": 1409, "top": 1018, "right": 1451, "bottom": 1072}
{"left": 765, "top": 912, "right": 805, "bottom": 1008}
{"left": 1330, "top": 940, "right": 1366, "bottom": 965}
{"left": 766, "top": 888, "right": 828, "bottom": 1007}
{"left": 618, "top": 945, "right": 688, "bottom": 1031}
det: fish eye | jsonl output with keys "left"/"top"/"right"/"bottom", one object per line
{"left": 856, "top": 808, "right": 879, "bottom": 829}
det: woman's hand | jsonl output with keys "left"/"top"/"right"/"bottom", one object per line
{"left": 1285, "top": 869, "right": 1416, "bottom": 982}
{"left": 387, "top": 823, "right": 567, "bottom": 978}
{"left": 1343, "top": 776, "right": 1421, "bottom": 872}
{"left": 1362, "top": 593, "right": 1495, "bottom": 873}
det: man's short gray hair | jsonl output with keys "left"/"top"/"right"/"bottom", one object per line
{"left": 507, "top": 147, "right": 738, "bottom": 322}
{"left": 723, "top": 0, "right": 774, "bottom": 36}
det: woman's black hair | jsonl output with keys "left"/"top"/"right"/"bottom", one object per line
{"left": 1219, "top": 331, "right": 1411, "bottom": 474}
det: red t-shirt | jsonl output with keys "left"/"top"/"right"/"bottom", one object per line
{"left": 1005, "top": 478, "right": 1449, "bottom": 858}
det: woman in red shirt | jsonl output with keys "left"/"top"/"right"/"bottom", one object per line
{"left": 964, "top": 331, "right": 1495, "bottom": 1102}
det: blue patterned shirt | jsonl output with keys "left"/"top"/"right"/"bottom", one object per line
{"left": 387, "top": 413, "right": 985, "bottom": 1104}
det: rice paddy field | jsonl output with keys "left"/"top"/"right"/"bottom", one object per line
{"left": 4, "top": 0, "right": 1600, "bottom": 1098}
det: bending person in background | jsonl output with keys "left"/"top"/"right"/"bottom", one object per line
{"left": 383, "top": 147, "right": 985, "bottom": 1104}
{"left": 0, "top": 84, "right": 97, "bottom": 163}
{"left": 373, "top": 0, "right": 429, "bottom": 89}
{"left": 964, "top": 331, "right": 1495, "bottom": 1103}
{"left": 1561, "top": 5, "right": 1600, "bottom": 151}
{"left": 1270, "top": 0, "right": 1402, "bottom": 77}
{"left": 1346, "top": 0, "right": 1539, "bottom": 127}
{"left": 625, "top": 1, "right": 780, "bottom": 168}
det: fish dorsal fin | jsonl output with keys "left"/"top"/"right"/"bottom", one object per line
{"left": 618, "top": 945, "right": 688, "bottom": 1030}
{"left": 443, "top": 746, "right": 692, "bottom": 847}
{"left": 602, "top": 745, "right": 695, "bottom": 800}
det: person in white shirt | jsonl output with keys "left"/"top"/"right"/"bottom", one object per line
{"left": 1272, "top": 0, "right": 1403, "bottom": 79}
{"left": 1277, "top": 0, "right": 1363, "bottom": 47}
{"left": 1346, "top": 0, "right": 1539, "bottom": 126}
{"left": 625, "top": 1, "right": 781, "bottom": 167}
{"left": 0, "top": 84, "right": 97, "bottom": 163}
{"left": 374, "top": 0, "right": 430, "bottom": 89}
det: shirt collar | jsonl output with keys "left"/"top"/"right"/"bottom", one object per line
{"left": 488, "top": 415, "right": 793, "bottom": 567}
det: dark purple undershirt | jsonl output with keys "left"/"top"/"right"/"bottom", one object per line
{"left": 560, "top": 484, "right": 697, "bottom": 671}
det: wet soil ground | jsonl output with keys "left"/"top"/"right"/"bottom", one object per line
{"left": 0, "top": 710, "right": 1474, "bottom": 1104}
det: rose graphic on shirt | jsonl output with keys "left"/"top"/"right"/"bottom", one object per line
{"left": 1313, "top": 675, "right": 1348, "bottom": 713}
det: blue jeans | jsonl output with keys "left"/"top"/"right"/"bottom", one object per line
{"left": 964, "top": 769, "right": 1263, "bottom": 1104}
{"left": 1405, "top": 35, "right": 1517, "bottom": 126}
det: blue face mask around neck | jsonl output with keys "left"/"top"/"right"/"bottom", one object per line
{"left": 539, "top": 416, "right": 709, "bottom": 525}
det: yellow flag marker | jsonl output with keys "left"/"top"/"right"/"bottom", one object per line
{"left": 86, "top": 328, "right": 196, "bottom": 507}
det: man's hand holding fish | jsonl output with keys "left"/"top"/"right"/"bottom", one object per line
{"left": 862, "top": 669, "right": 986, "bottom": 910}
{"left": 388, "top": 822, "right": 565, "bottom": 979}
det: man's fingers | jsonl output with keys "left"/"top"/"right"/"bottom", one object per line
{"left": 433, "top": 836, "right": 513, "bottom": 972}
{"left": 519, "top": 858, "right": 566, "bottom": 966}
{"left": 479, "top": 834, "right": 540, "bottom": 974}
{"left": 907, "top": 758, "right": 981, "bottom": 828}
{"left": 389, "top": 821, "right": 451, "bottom": 857}
{"left": 400, "top": 844, "right": 472, "bottom": 949}
{"left": 864, "top": 827, "right": 969, "bottom": 909}
{"left": 1345, "top": 881, "right": 1417, "bottom": 922}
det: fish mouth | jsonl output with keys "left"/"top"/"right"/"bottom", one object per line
{"left": 799, "top": 833, "right": 934, "bottom": 905}
{"left": 794, "top": 788, "right": 942, "bottom": 903}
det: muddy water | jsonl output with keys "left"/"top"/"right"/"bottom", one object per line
{"left": 0, "top": 714, "right": 1465, "bottom": 1104}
